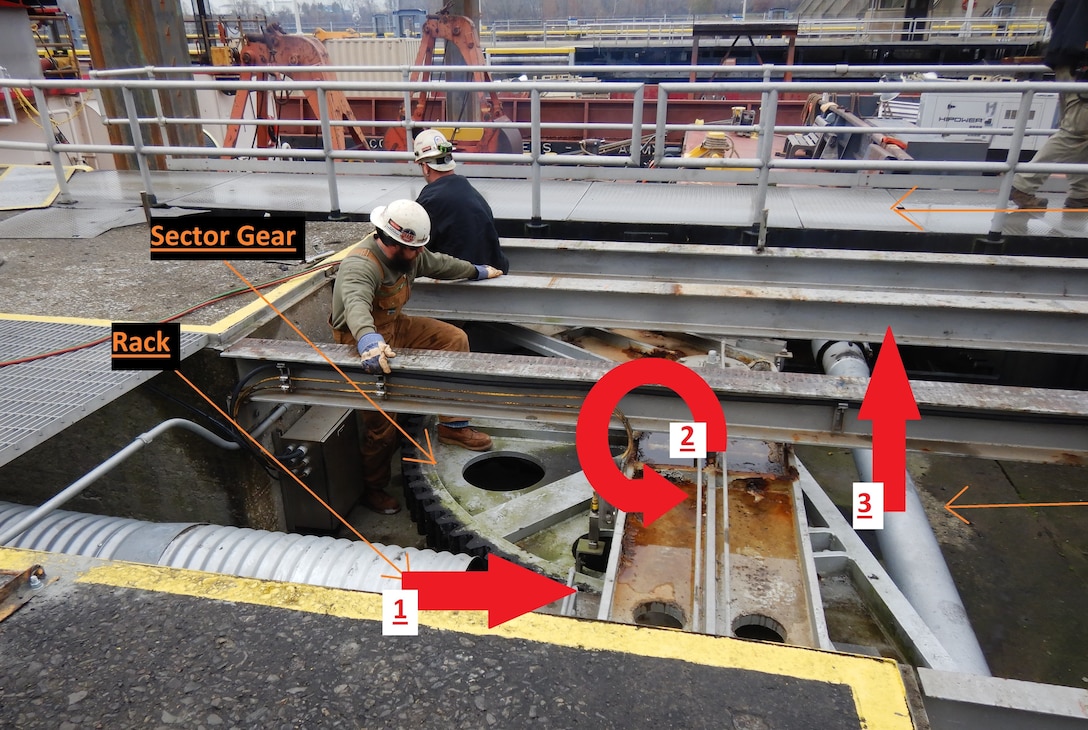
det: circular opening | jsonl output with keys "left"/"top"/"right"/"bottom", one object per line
{"left": 633, "top": 601, "right": 685, "bottom": 630}
{"left": 462, "top": 451, "right": 545, "bottom": 492}
{"left": 732, "top": 614, "right": 786, "bottom": 643}
{"left": 569, "top": 531, "right": 614, "bottom": 573}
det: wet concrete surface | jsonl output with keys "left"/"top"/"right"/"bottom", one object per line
{"left": 796, "top": 444, "right": 1088, "bottom": 690}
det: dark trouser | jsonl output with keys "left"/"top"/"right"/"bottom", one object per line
{"left": 332, "top": 315, "right": 469, "bottom": 492}
{"left": 1013, "top": 67, "right": 1088, "bottom": 199}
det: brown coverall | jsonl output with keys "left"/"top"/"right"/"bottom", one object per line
{"left": 330, "top": 234, "right": 477, "bottom": 493}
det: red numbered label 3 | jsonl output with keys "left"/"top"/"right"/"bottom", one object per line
{"left": 669, "top": 422, "right": 707, "bottom": 459}
{"left": 852, "top": 482, "right": 885, "bottom": 530}
{"left": 382, "top": 589, "right": 419, "bottom": 636}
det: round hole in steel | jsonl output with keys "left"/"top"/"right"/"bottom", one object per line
{"left": 732, "top": 614, "right": 786, "bottom": 643}
{"left": 462, "top": 451, "right": 545, "bottom": 492}
{"left": 633, "top": 601, "right": 685, "bottom": 630}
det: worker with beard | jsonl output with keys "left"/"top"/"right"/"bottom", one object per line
{"left": 330, "top": 199, "right": 503, "bottom": 515}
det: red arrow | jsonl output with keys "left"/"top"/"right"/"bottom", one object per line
{"left": 576, "top": 358, "right": 728, "bottom": 525}
{"left": 401, "top": 555, "right": 575, "bottom": 628}
{"left": 858, "top": 328, "right": 920, "bottom": 512}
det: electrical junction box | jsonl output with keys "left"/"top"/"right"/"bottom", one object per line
{"left": 917, "top": 91, "right": 1059, "bottom": 152}
{"left": 273, "top": 406, "right": 361, "bottom": 532}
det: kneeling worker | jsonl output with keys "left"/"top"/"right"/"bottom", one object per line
{"left": 330, "top": 199, "right": 503, "bottom": 514}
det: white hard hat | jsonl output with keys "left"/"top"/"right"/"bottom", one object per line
{"left": 413, "top": 129, "right": 456, "bottom": 171}
{"left": 371, "top": 199, "right": 430, "bottom": 248}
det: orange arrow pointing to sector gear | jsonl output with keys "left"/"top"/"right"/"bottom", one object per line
{"left": 944, "top": 485, "right": 1088, "bottom": 525}
{"left": 889, "top": 186, "right": 1085, "bottom": 232}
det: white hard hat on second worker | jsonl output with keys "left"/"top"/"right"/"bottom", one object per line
{"left": 371, "top": 199, "right": 431, "bottom": 248}
{"left": 413, "top": 129, "right": 456, "bottom": 171}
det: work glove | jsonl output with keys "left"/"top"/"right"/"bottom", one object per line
{"left": 357, "top": 332, "right": 396, "bottom": 374}
{"left": 474, "top": 265, "right": 503, "bottom": 280}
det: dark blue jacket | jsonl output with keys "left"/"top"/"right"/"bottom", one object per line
{"left": 1045, "top": 0, "right": 1088, "bottom": 69}
{"left": 416, "top": 174, "right": 510, "bottom": 274}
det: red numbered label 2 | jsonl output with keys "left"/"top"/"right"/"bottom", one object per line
{"left": 669, "top": 422, "right": 707, "bottom": 459}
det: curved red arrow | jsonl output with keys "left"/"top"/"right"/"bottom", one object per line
{"left": 859, "top": 328, "right": 919, "bottom": 513}
{"left": 401, "top": 555, "right": 574, "bottom": 628}
{"left": 576, "top": 358, "right": 728, "bottom": 525}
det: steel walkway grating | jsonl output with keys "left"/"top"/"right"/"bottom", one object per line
{"left": 0, "top": 320, "right": 206, "bottom": 469}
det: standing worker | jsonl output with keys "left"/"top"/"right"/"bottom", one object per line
{"left": 1009, "top": 0, "right": 1088, "bottom": 210}
{"left": 413, "top": 129, "right": 511, "bottom": 273}
{"left": 330, "top": 199, "right": 503, "bottom": 515}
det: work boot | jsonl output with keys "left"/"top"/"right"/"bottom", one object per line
{"left": 362, "top": 488, "right": 401, "bottom": 515}
{"left": 437, "top": 424, "right": 493, "bottom": 452}
{"left": 1010, "top": 187, "right": 1048, "bottom": 210}
{"left": 1064, "top": 195, "right": 1088, "bottom": 210}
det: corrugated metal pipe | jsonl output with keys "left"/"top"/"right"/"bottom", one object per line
{"left": 811, "top": 340, "right": 992, "bottom": 676}
{"left": 0, "top": 501, "right": 477, "bottom": 592}
{"left": 0, "top": 418, "right": 240, "bottom": 547}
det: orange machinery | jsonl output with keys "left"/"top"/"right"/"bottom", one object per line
{"left": 223, "top": 22, "right": 369, "bottom": 152}
{"left": 381, "top": 7, "right": 522, "bottom": 156}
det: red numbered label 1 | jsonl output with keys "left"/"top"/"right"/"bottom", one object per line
{"left": 669, "top": 422, "right": 707, "bottom": 459}
{"left": 382, "top": 589, "right": 418, "bottom": 636}
{"left": 852, "top": 482, "right": 885, "bottom": 530}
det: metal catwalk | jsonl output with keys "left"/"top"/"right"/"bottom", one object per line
{"left": 2, "top": 168, "right": 1086, "bottom": 241}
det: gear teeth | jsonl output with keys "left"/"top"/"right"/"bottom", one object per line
{"left": 399, "top": 414, "right": 508, "bottom": 561}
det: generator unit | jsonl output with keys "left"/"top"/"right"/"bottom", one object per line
{"left": 272, "top": 406, "right": 362, "bottom": 532}
{"left": 917, "top": 91, "right": 1060, "bottom": 152}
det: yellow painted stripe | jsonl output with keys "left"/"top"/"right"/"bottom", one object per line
{"left": 201, "top": 248, "right": 352, "bottom": 336}
{"left": 0, "top": 312, "right": 115, "bottom": 327}
{"left": 0, "top": 311, "right": 209, "bottom": 339}
{"left": 26, "top": 553, "right": 914, "bottom": 730}
{"left": 0, "top": 164, "right": 88, "bottom": 211}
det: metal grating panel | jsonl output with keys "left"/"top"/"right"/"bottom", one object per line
{"left": 21, "top": 168, "right": 1088, "bottom": 239}
{"left": 0, "top": 206, "right": 144, "bottom": 238}
{"left": 0, "top": 165, "right": 71, "bottom": 211}
{"left": 574, "top": 182, "right": 807, "bottom": 228}
{"left": 0, "top": 319, "right": 206, "bottom": 468}
{"left": 473, "top": 178, "right": 592, "bottom": 221}
{"left": 171, "top": 171, "right": 342, "bottom": 212}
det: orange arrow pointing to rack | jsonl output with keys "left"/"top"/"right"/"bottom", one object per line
{"left": 944, "top": 485, "right": 1088, "bottom": 525}
{"left": 889, "top": 186, "right": 1084, "bottom": 232}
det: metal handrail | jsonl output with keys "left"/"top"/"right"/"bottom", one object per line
{"left": 483, "top": 14, "right": 1048, "bottom": 44}
{"left": 2, "top": 66, "right": 1083, "bottom": 239}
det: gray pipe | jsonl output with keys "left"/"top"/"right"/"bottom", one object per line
{"left": 812, "top": 340, "right": 992, "bottom": 676}
{"left": 0, "top": 501, "right": 475, "bottom": 592}
{"left": 0, "top": 419, "right": 240, "bottom": 546}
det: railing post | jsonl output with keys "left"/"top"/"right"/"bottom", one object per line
{"left": 315, "top": 84, "right": 343, "bottom": 220}
{"left": 629, "top": 85, "right": 644, "bottom": 168}
{"left": 401, "top": 66, "right": 413, "bottom": 150}
{"left": 32, "top": 85, "right": 75, "bottom": 204}
{"left": 526, "top": 88, "right": 546, "bottom": 235}
{"left": 148, "top": 66, "right": 169, "bottom": 153}
{"left": 653, "top": 85, "right": 669, "bottom": 168}
{"left": 984, "top": 88, "right": 1036, "bottom": 249}
{"left": 121, "top": 86, "right": 157, "bottom": 204}
{"left": 751, "top": 86, "right": 778, "bottom": 250}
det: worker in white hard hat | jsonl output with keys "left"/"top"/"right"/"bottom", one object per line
{"left": 413, "top": 129, "right": 510, "bottom": 273}
{"left": 330, "top": 199, "right": 503, "bottom": 515}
